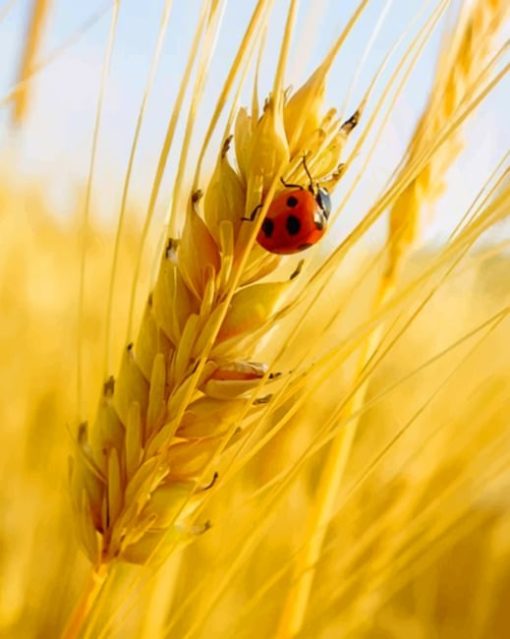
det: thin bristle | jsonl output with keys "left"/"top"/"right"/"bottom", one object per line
{"left": 77, "top": 0, "right": 120, "bottom": 421}
{"left": 103, "top": 0, "right": 174, "bottom": 377}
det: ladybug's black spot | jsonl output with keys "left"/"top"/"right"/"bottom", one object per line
{"left": 286, "top": 195, "right": 299, "bottom": 208}
{"left": 286, "top": 215, "right": 301, "bottom": 236}
{"left": 262, "top": 218, "right": 274, "bottom": 238}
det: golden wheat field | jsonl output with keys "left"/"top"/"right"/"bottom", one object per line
{"left": 1, "top": 1, "right": 510, "bottom": 637}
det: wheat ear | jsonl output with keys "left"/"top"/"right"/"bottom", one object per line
{"left": 387, "top": 0, "right": 510, "bottom": 280}
{"left": 277, "top": 1, "right": 510, "bottom": 636}
{"left": 66, "top": 10, "right": 358, "bottom": 638}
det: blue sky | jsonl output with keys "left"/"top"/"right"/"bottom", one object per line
{"left": 0, "top": 0, "right": 508, "bottom": 245}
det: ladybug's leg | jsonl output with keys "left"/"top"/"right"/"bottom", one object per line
{"left": 280, "top": 176, "right": 303, "bottom": 190}
{"left": 302, "top": 155, "right": 315, "bottom": 187}
{"left": 241, "top": 203, "right": 263, "bottom": 222}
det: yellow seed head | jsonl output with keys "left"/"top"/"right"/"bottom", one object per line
{"left": 69, "top": 31, "right": 355, "bottom": 568}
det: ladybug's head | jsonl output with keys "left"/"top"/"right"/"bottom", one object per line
{"left": 315, "top": 187, "right": 332, "bottom": 220}
{"left": 301, "top": 156, "right": 332, "bottom": 221}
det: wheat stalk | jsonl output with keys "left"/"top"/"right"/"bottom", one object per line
{"left": 276, "top": 1, "right": 510, "bottom": 636}
{"left": 65, "top": 2, "right": 362, "bottom": 636}
{"left": 11, "top": 0, "right": 52, "bottom": 124}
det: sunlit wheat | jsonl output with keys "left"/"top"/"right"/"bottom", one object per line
{"left": 0, "top": 1, "right": 509, "bottom": 638}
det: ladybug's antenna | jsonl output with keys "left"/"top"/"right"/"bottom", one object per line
{"left": 302, "top": 155, "right": 315, "bottom": 190}
{"left": 280, "top": 176, "right": 303, "bottom": 190}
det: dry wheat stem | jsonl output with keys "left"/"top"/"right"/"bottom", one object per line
{"left": 139, "top": 552, "right": 184, "bottom": 638}
{"left": 61, "top": 566, "right": 108, "bottom": 639}
{"left": 332, "top": 0, "right": 445, "bottom": 222}
{"left": 341, "top": 0, "right": 395, "bottom": 116}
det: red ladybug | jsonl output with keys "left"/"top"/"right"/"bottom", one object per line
{"left": 242, "top": 158, "right": 333, "bottom": 255}
{"left": 256, "top": 182, "right": 331, "bottom": 254}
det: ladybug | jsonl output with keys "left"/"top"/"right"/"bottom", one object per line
{"left": 254, "top": 162, "right": 332, "bottom": 255}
